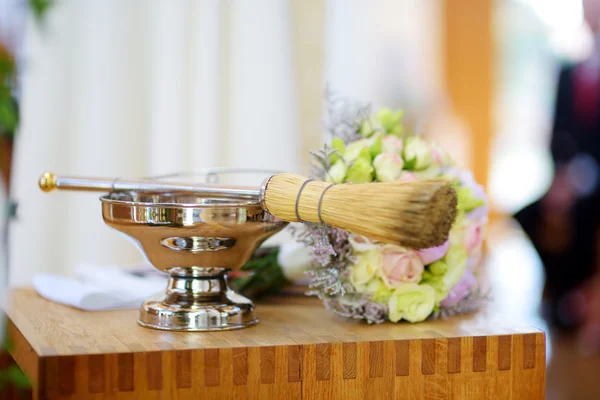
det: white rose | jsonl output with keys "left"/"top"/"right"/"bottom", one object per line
{"left": 348, "top": 234, "right": 377, "bottom": 253}
{"left": 381, "top": 135, "right": 404, "bottom": 155}
{"left": 430, "top": 143, "right": 454, "bottom": 166}
{"left": 413, "top": 165, "right": 441, "bottom": 179}
{"left": 349, "top": 250, "right": 383, "bottom": 289}
{"left": 373, "top": 153, "right": 404, "bottom": 182}
{"left": 326, "top": 159, "right": 347, "bottom": 183}
{"left": 277, "top": 241, "right": 312, "bottom": 281}
{"left": 404, "top": 137, "right": 433, "bottom": 170}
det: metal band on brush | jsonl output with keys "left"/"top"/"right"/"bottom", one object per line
{"left": 258, "top": 176, "right": 272, "bottom": 212}
{"left": 295, "top": 179, "right": 314, "bottom": 222}
{"left": 318, "top": 183, "right": 335, "bottom": 224}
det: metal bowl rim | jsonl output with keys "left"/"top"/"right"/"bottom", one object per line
{"left": 99, "top": 194, "right": 261, "bottom": 209}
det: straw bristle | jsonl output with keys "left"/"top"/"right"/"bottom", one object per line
{"left": 264, "top": 173, "right": 457, "bottom": 249}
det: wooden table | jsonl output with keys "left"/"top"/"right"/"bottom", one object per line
{"left": 4, "top": 288, "right": 545, "bottom": 399}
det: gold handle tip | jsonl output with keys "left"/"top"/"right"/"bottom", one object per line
{"left": 39, "top": 172, "right": 57, "bottom": 192}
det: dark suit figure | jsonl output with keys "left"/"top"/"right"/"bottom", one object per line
{"left": 515, "top": 58, "right": 600, "bottom": 329}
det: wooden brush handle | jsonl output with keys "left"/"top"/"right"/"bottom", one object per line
{"left": 39, "top": 172, "right": 260, "bottom": 199}
{"left": 260, "top": 175, "right": 335, "bottom": 223}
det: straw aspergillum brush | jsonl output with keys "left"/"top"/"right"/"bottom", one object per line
{"left": 39, "top": 172, "right": 458, "bottom": 249}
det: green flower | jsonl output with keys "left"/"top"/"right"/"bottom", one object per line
{"left": 444, "top": 245, "right": 468, "bottom": 271}
{"left": 369, "top": 134, "right": 383, "bottom": 159}
{"left": 344, "top": 139, "right": 371, "bottom": 162}
{"left": 450, "top": 221, "right": 464, "bottom": 246}
{"left": 346, "top": 157, "right": 374, "bottom": 183}
{"left": 388, "top": 283, "right": 435, "bottom": 323}
{"left": 443, "top": 245, "right": 468, "bottom": 288}
{"left": 428, "top": 260, "right": 448, "bottom": 276}
{"left": 358, "top": 147, "right": 372, "bottom": 163}
{"left": 376, "top": 108, "right": 403, "bottom": 136}
{"left": 326, "top": 159, "right": 347, "bottom": 183}
{"left": 420, "top": 275, "right": 451, "bottom": 303}
{"left": 359, "top": 116, "right": 380, "bottom": 137}
{"left": 403, "top": 137, "right": 433, "bottom": 170}
{"left": 373, "top": 153, "right": 403, "bottom": 182}
{"left": 330, "top": 138, "right": 345, "bottom": 164}
{"left": 420, "top": 246, "right": 469, "bottom": 304}
{"left": 422, "top": 270, "right": 435, "bottom": 281}
{"left": 457, "top": 187, "right": 486, "bottom": 213}
{"left": 364, "top": 277, "right": 394, "bottom": 303}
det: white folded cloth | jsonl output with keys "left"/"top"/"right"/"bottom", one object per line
{"left": 31, "top": 234, "right": 313, "bottom": 311}
{"left": 32, "top": 264, "right": 167, "bottom": 311}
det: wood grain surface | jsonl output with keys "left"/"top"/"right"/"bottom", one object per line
{"left": 5, "top": 288, "right": 545, "bottom": 399}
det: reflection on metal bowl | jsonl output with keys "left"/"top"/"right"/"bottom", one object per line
{"left": 101, "top": 191, "right": 288, "bottom": 331}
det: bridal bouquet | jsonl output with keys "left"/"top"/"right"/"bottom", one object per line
{"left": 292, "top": 96, "right": 489, "bottom": 323}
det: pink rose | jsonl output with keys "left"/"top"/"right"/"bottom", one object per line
{"left": 467, "top": 204, "right": 489, "bottom": 222}
{"left": 431, "top": 147, "right": 444, "bottom": 164}
{"left": 381, "top": 248, "right": 424, "bottom": 287}
{"left": 418, "top": 240, "right": 449, "bottom": 265}
{"left": 440, "top": 269, "right": 477, "bottom": 307}
{"left": 465, "top": 222, "right": 485, "bottom": 254}
{"left": 399, "top": 171, "right": 418, "bottom": 181}
{"left": 466, "top": 250, "right": 483, "bottom": 271}
{"left": 382, "top": 135, "right": 404, "bottom": 154}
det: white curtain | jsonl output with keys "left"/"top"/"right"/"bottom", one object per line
{"left": 8, "top": 0, "right": 306, "bottom": 285}
{"left": 325, "top": 0, "right": 442, "bottom": 117}
{"left": 324, "top": 1, "right": 466, "bottom": 166}
{"left": 7, "top": 0, "right": 440, "bottom": 286}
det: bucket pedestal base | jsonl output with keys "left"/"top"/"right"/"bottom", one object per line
{"left": 138, "top": 267, "right": 258, "bottom": 331}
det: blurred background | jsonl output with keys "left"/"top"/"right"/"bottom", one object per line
{"left": 1, "top": 0, "right": 600, "bottom": 398}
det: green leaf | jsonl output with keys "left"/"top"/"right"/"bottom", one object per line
{"left": 457, "top": 187, "right": 485, "bottom": 212}
{"left": 28, "top": 0, "right": 54, "bottom": 23}
{"left": 369, "top": 135, "right": 382, "bottom": 159}
{"left": 231, "top": 247, "right": 290, "bottom": 299}
{"left": 403, "top": 155, "right": 417, "bottom": 170}
{"left": 0, "top": 96, "right": 19, "bottom": 134}
{"left": 3, "top": 336, "right": 14, "bottom": 353}
{"left": 376, "top": 108, "right": 403, "bottom": 136}
{"left": 5, "top": 365, "right": 31, "bottom": 389}
{"left": 0, "top": 58, "right": 16, "bottom": 76}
